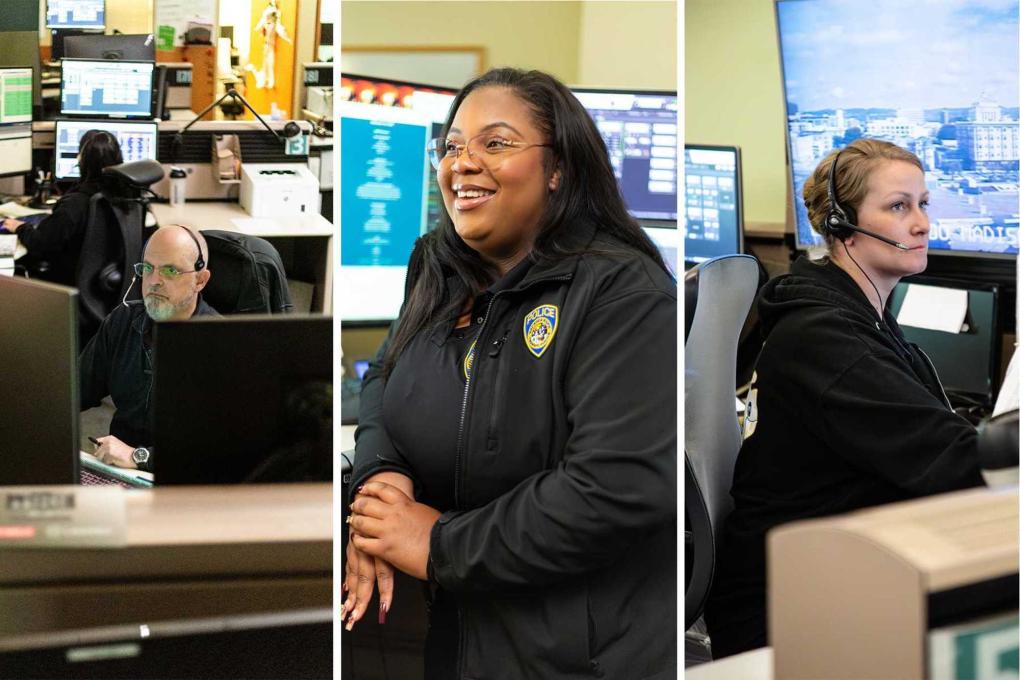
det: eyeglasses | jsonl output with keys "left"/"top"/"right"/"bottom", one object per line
{"left": 133, "top": 262, "right": 198, "bottom": 279}
{"left": 426, "top": 133, "right": 551, "bottom": 171}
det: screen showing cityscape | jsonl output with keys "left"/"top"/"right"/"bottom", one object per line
{"left": 573, "top": 89, "right": 679, "bottom": 222}
{"left": 339, "top": 101, "right": 431, "bottom": 322}
{"left": 0, "top": 68, "right": 33, "bottom": 125}
{"left": 47, "top": 0, "right": 105, "bottom": 29}
{"left": 777, "top": 0, "right": 1019, "bottom": 257}
{"left": 684, "top": 145, "right": 743, "bottom": 264}
{"left": 60, "top": 59, "right": 154, "bottom": 118}
{"left": 54, "top": 120, "right": 157, "bottom": 179}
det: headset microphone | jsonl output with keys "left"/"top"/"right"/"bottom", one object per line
{"left": 826, "top": 150, "right": 911, "bottom": 251}
{"left": 122, "top": 275, "right": 137, "bottom": 307}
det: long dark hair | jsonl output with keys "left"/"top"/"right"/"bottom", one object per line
{"left": 78, "top": 130, "right": 123, "bottom": 183}
{"left": 384, "top": 68, "right": 668, "bottom": 375}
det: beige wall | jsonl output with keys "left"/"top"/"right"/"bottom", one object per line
{"left": 341, "top": 0, "right": 676, "bottom": 90}
{"left": 578, "top": 1, "right": 676, "bottom": 89}
{"left": 686, "top": 0, "right": 788, "bottom": 231}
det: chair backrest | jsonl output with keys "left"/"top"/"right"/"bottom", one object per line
{"left": 75, "top": 193, "right": 144, "bottom": 333}
{"left": 684, "top": 253, "right": 766, "bottom": 629}
{"left": 199, "top": 230, "right": 293, "bottom": 315}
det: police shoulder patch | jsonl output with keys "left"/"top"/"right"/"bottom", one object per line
{"left": 523, "top": 304, "right": 559, "bottom": 358}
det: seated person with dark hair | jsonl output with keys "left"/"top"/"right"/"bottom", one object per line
{"left": 80, "top": 225, "right": 218, "bottom": 472}
{"left": 3, "top": 130, "right": 123, "bottom": 286}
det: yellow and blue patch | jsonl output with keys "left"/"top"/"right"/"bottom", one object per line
{"left": 523, "top": 304, "right": 559, "bottom": 358}
{"left": 463, "top": 339, "right": 476, "bottom": 380}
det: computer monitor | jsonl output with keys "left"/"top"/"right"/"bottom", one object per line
{"left": 888, "top": 276, "right": 1000, "bottom": 406}
{"left": 643, "top": 225, "right": 679, "bottom": 277}
{"left": 0, "top": 67, "right": 33, "bottom": 125}
{"left": 60, "top": 58, "right": 154, "bottom": 119}
{"left": 152, "top": 316, "right": 332, "bottom": 485}
{"left": 339, "top": 100, "right": 432, "bottom": 323}
{"left": 684, "top": 145, "right": 744, "bottom": 265}
{"left": 572, "top": 88, "right": 679, "bottom": 223}
{"left": 47, "top": 0, "right": 105, "bottom": 30}
{"left": 0, "top": 609, "right": 331, "bottom": 679}
{"left": 64, "top": 33, "right": 156, "bottom": 62}
{"left": 0, "top": 277, "right": 79, "bottom": 485}
{"left": 776, "top": 0, "right": 1019, "bottom": 257}
{"left": 53, "top": 119, "right": 158, "bottom": 180}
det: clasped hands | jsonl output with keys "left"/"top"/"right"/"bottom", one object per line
{"left": 341, "top": 479, "right": 441, "bottom": 631}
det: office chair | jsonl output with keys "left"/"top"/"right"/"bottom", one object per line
{"left": 684, "top": 254, "right": 767, "bottom": 661}
{"left": 76, "top": 160, "right": 164, "bottom": 341}
{"left": 199, "top": 230, "right": 293, "bottom": 314}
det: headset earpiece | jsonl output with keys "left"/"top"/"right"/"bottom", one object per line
{"left": 177, "top": 225, "right": 205, "bottom": 272}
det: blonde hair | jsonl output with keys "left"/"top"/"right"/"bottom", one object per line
{"left": 803, "top": 138, "right": 923, "bottom": 246}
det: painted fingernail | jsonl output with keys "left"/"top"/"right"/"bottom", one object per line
{"left": 339, "top": 604, "right": 346, "bottom": 620}
{"left": 345, "top": 620, "right": 354, "bottom": 632}
{"left": 345, "top": 515, "right": 352, "bottom": 524}
{"left": 379, "top": 602, "right": 388, "bottom": 625}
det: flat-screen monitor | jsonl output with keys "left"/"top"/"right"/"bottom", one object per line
{"left": 0, "top": 68, "right": 33, "bottom": 125}
{"left": 684, "top": 144, "right": 743, "bottom": 265}
{"left": 47, "top": 0, "right": 105, "bottom": 30}
{"left": 339, "top": 100, "right": 432, "bottom": 323}
{"left": 0, "top": 277, "right": 79, "bottom": 485}
{"left": 60, "top": 58, "right": 154, "bottom": 119}
{"left": 152, "top": 316, "right": 332, "bottom": 485}
{"left": 64, "top": 33, "right": 156, "bottom": 61}
{"left": 643, "top": 225, "right": 678, "bottom": 277}
{"left": 0, "top": 609, "right": 331, "bottom": 679}
{"left": 776, "top": 0, "right": 1019, "bottom": 257}
{"left": 54, "top": 119, "right": 158, "bottom": 179}
{"left": 572, "top": 88, "right": 679, "bottom": 222}
{"left": 889, "top": 277, "right": 1000, "bottom": 406}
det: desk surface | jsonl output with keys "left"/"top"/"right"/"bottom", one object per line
{"left": 150, "top": 201, "right": 333, "bottom": 238}
{"left": 687, "top": 648, "right": 773, "bottom": 680}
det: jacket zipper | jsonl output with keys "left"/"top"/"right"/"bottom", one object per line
{"left": 451, "top": 272, "right": 571, "bottom": 680}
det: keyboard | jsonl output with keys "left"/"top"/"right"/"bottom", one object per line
{"left": 80, "top": 468, "right": 134, "bottom": 488}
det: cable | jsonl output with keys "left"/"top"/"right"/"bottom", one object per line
{"left": 841, "top": 239, "right": 884, "bottom": 320}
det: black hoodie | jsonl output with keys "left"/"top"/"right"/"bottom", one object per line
{"left": 705, "top": 255, "right": 982, "bottom": 658}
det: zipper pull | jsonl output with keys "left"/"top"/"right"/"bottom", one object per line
{"left": 488, "top": 330, "right": 509, "bottom": 357}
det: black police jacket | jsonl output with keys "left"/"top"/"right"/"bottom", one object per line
{"left": 706, "top": 256, "right": 982, "bottom": 658}
{"left": 352, "top": 227, "right": 678, "bottom": 679}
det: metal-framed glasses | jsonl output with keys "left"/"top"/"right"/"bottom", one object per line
{"left": 426, "top": 133, "right": 551, "bottom": 171}
{"left": 133, "top": 262, "right": 198, "bottom": 278}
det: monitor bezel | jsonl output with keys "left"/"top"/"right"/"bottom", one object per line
{"left": 683, "top": 143, "right": 745, "bottom": 264}
{"left": 774, "top": 0, "right": 1019, "bottom": 260}
{"left": 59, "top": 57, "right": 156, "bottom": 120}
{"left": 0, "top": 66, "right": 34, "bottom": 127}
{"left": 45, "top": 0, "right": 106, "bottom": 30}
{"left": 52, "top": 118, "right": 159, "bottom": 180}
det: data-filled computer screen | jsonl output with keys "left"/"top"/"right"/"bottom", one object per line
{"left": 47, "top": 0, "right": 105, "bottom": 29}
{"left": 54, "top": 120, "right": 157, "bottom": 179}
{"left": 0, "top": 68, "right": 33, "bottom": 125}
{"left": 777, "top": 0, "right": 1019, "bottom": 257}
{"left": 339, "top": 101, "right": 431, "bottom": 322}
{"left": 684, "top": 145, "right": 743, "bottom": 264}
{"left": 643, "top": 225, "right": 678, "bottom": 277}
{"left": 60, "top": 59, "right": 153, "bottom": 118}
{"left": 573, "top": 89, "right": 678, "bottom": 222}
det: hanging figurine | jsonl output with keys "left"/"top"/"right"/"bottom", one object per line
{"left": 246, "top": 0, "right": 292, "bottom": 90}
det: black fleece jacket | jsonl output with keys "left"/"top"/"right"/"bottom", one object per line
{"left": 705, "top": 256, "right": 982, "bottom": 658}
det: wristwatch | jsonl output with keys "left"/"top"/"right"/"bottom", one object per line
{"left": 132, "top": 447, "right": 151, "bottom": 469}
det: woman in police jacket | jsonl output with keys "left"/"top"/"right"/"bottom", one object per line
{"left": 344, "top": 68, "right": 677, "bottom": 680}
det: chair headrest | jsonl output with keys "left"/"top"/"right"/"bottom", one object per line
{"left": 102, "top": 160, "right": 165, "bottom": 190}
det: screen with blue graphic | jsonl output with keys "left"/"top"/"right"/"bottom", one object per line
{"left": 573, "top": 89, "right": 678, "bottom": 222}
{"left": 60, "top": 59, "right": 153, "bottom": 118}
{"left": 339, "top": 101, "right": 430, "bottom": 322}
{"left": 47, "top": 0, "right": 105, "bottom": 29}
{"left": 684, "top": 145, "right": 742, "bottom": 264}
{"left": 777, "top": 0, "right": 1019, "bottom": 257}
{"left": 54, "top": 119, "right": 157, "bottom": 180}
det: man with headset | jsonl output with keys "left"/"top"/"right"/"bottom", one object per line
{"left": 79, "top": 225, "right": 218, "bottom": 472}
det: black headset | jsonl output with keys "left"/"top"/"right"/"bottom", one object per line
{"left": 824, "top": 149, "right": 909, "bottom": 250}
{"left": 175, "top": 224, "right": 206, "bottom": 272}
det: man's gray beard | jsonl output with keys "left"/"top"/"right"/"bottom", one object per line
{"left": 144, "top": 294, "right": 186, "bottom": 321}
